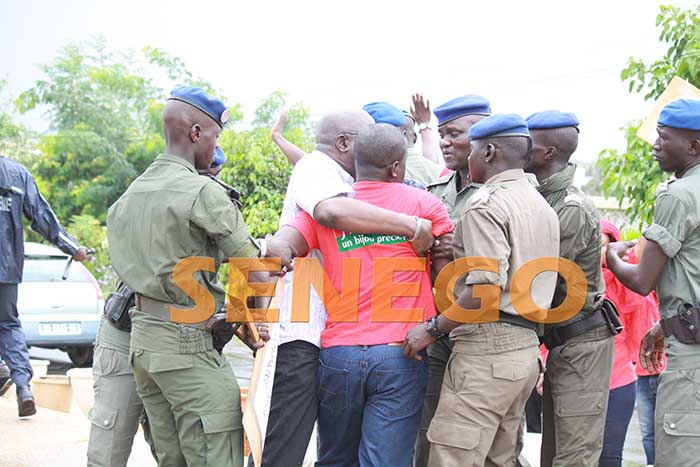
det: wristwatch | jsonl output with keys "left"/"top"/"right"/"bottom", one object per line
{"left": 425, "top": 316, "right": 445, "bottom": 339}
{"left": 418, "top": 122, "right": 431, "bottom": 131}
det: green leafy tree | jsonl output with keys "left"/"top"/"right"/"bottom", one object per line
{"left": 220, "top": 91, "right": 313, "bottom": 237}
{"left": 16, "top": 37, "right": 167, "bottom": 222}
{"left": 66, "top": 214, "right": 116, "bottom": 292}
{"left": 597, "top": 4, "right": 700, "bottom": 226}
{"left": 0, "top": 80, "right": 37, "bottom": 166}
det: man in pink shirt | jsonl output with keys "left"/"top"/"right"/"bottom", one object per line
{"left": 274, "top": 123, "right": 453, "bottom": 467}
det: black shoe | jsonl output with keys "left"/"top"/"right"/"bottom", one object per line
{"left": 0, "top": 376, "right": 11, "bottom": 397}
{"left": 16, "top": 386, "right": 36, "bottom": 417}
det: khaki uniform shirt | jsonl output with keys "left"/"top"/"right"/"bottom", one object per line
{"left": 405, "top": 147, "right": 441, "bottom": 187}
{"left": 451, "top": 169, "right": 560, "bottom": 348}
{"left": 538, "top": 163, "right": 604, "bottom": 329}
{"left": 107, "top": 153, "right": 259, "bottom": 353}
{"left": 644, "top": 164, "right": 700, "bottom": 366}
{"left": 428, "top": 170, "right": 482, "bottom": 225}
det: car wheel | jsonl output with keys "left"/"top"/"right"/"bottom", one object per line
{"left": 67, "top": 346, "right": 94, "bottom": 367}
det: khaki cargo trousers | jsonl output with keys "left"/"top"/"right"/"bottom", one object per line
{"left": 131, "top": 348, "right": 244, "bottom": 467}
{"left": 427, "top": 340, "right": 540, "bottom": 467}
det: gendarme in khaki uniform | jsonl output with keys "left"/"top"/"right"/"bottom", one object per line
{"left": 427, "top": 167, "right": 560, "bottom": 466}
{"left": 108, "top": 149, "right": 259, "bottom": 466}
{"left": 644, "top": 165, "right": 700, "bottom": 466}
{"left": 538, "top": 163, "right": 614, "bottom": 467}
{"left": 414, "top": 170, "right": 481, "bottom": 465}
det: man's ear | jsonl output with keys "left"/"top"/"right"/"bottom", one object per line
{"left": 688, "top": 138, "right": 700, "bottom": 158}
{"left": 484, "top": 143, "right": 496, "bottom": 163}
{"left": 544, "top": 146, "right": 556, "bottom": 160}
{"left": 390, "top": 160, "right": 401, "bottom": 178}
{"left": 335, "top": 134, "right": 350, "bottom": 153}
{"left": 190, "top": 124, "right": 202, "bottom": 143}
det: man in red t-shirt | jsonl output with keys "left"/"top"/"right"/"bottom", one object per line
{"left": 274, "top": 123, "right": 453, "bottom": 467}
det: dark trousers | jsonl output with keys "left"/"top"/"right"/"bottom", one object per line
{"left": 636, "top": 375, "right": 658, "bottom": 465}
{"left": 524, "top": 386, "right": 543, "bottom": 433}
{"left": 249, "top": 340, "right": 319, "bottom": 467}
{"left": 0, "top": 283, "right": 32, "bottom": 387}
{"left": 599, "top": 381, "right": 636, "bottom": 467}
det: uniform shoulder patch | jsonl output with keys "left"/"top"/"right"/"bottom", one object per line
{"left": 564, "top": 189, "right": 583, "bottom": 206}
{"left": 468, "top": 185, "right": 497, "bottom": 208}
{"left": 656, "top": 177, "right": 676, "bottom": 196}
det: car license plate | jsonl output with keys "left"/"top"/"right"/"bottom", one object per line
{"left": 38, "top": 322, "right": 81, "bottom": 336}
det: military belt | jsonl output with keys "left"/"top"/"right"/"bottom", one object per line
{"left": 661, "top": 304, "right": 700, "bottom": 345}
{"left": 135, "top": 294, "right": 209, "bottom": 331}
{"left": 541, "top": 307, "right": 612, "bottom": 350}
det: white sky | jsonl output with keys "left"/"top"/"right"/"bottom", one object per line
{"left": 1, "top": 0, "right": 696, "bottom": 162}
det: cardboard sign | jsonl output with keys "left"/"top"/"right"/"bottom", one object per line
{"left": 242, "top": 279, "right": 283, "bottom": 467}
{"left": 636, "top": 76, "right": 700, "bottom": 144}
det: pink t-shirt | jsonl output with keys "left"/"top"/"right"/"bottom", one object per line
{"left": 288, "top": 181, "right": 453, "bottom": 348}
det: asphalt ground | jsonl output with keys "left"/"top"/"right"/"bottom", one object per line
{"left": 0, "top": 347, "right": 648, "bottom": 467}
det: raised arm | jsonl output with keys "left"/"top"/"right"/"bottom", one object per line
{"left": 271, "top": 109, "right": 307, "bottom": 166}
{"left": 411, "top": 93, "right": 439, "bottom": 164}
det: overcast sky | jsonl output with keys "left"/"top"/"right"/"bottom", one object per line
{"left": 1, "top": 0, "right": 696, "bottom": 162}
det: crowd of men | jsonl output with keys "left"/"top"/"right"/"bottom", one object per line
{"left": 1, "top": 83, "right": 699, "bottom": 467}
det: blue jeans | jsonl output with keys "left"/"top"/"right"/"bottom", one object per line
{"left": 316, "top": 345, "right": 428, "bottom": 467}
{"left": 599, "top": 381, "right": 636, "bottom": 467}
{"left": 636, "top": 375, "right": 659, "bottom": 465}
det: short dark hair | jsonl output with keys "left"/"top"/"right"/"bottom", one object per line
{"left": 354, "top": 123, "right": 408, "bottom": 171}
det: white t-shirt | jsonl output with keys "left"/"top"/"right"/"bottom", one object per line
{"left": 278, "top": 150, "right": 354, "bottom": 347}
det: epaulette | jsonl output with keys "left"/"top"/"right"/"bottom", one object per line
{"left": 656, "top": 177, "right": 676, "bottom": 196}
{"left": 468, "top": 185, "right": 498, "bottom": 208}
{"left": 564, "top": 188, "right": 583, "bottom": 206}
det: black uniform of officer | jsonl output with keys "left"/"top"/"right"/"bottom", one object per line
{"left": 0, "top": 155, "right": 86, "bottom": 416}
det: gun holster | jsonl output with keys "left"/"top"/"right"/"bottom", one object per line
{"left": 104, "top": 281, "right": 135, "bottom": 332}
{"left": 661, "top": 304, "right": 700, "bottom": 344}
{"left": 600, "top": 297, "right": 624, "bottom": 337}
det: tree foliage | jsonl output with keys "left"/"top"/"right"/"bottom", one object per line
{"left": 220, "top": 91, "right": 313, "bottom": 237}
{"left": 7, "top": 38, "right": 313, "bottom": 290}
{"left": 597, "top": 4, "right": 700, "bottom": 226}
{"left": 0, "top": 80, "right": 37, "bottom": 166}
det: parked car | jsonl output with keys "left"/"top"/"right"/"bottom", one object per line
{"left": 17, "top": 242, "right": 103, "bottom": 366}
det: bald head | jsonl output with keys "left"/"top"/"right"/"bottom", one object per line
{"left": 530, "top": 127, "right": 579, "bottom": 161}
{"left": 469, "top": 135, "right": 532, "bottom": 183}
{"left": 355, "top": 124, "right": 408, "bottom": 182}
{"left": 162, "top": 99, "right": 221, "bottom": 170}
{"left": 314, "top": 110, "right": 374, "bottom": 177}
{"left": 525, "top": 126, "right": 579, "bottom": 181}
{"left": 315, "top": 111, "right": 374, "bottom": 147}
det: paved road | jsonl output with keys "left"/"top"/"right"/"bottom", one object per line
{"left": 21, "top": 347, "right": 649, "bottom": 467}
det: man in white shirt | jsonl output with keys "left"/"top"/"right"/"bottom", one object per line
{"left": 255, "top": 110, "right": 435, "bottom": 466}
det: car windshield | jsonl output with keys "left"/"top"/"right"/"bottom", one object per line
{"left": 22, "top": 258, "right": 90, "bottom": 283}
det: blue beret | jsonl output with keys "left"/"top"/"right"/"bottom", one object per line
{"left": 526, "top": 110, "right": 580, "bottom": 130}
{"left": 434, "top": 95, "right": 491, "bottom": 126}
{"left": 658, "top": 99, "right": 700, "bottom": 130}
{"left": 363, "top": 102, "right": 407, "bottom": 127}
{"left": 169, "top": 85, "right": 230, "bottom": 128}
{"left": 469, "top": 114, "right": 530, "bottom": 140}
{"left": 211, "top": 146, "right": 226, "bottom": 168}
